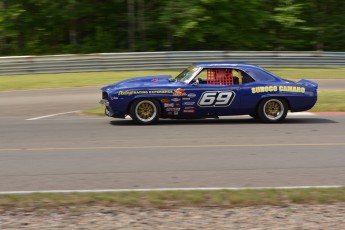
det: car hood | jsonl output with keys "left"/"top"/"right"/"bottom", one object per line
{"left": 101, "top": 75, "right": 175, "bottom": 91}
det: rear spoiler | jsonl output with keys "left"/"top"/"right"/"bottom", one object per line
{"left": 297, "top": 79, "right": 318, "bottom": 89}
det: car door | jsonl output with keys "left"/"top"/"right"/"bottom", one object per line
{"left": 184, "top": 68, "right": 241, "bottom": 116}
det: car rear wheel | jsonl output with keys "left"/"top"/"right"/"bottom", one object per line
{"left": 257, "top": 98, "right": 288, "bottom": 123}
{"left": 130, "top": 99, "right": 161, "bottom": 125}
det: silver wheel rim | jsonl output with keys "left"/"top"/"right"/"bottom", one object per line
{"left": 263, "top": 99, "right": 284, "bottom": 120}
{"left": 135, "top": 100, "right": 157, "bottom": 122}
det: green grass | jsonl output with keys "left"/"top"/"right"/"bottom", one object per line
{"left": 0, "top": 68, "right": 344, "bottom": 91}
{"left": 310, "top": 91, "right": 345, "bottom": 112}
{"left": 82, "top": 106, "right": 104, "bottom": 116}
{"left": 266, "top": 68, "right": 345, "bottom": 79}
{"left": 83, "top": 90, "right": 345, "bottom": 116}
{"left": 1, "top": 187, "right": 344, "bottom": 210}
{"left": 0, "top": 70, "right": 181, "bottom": 91}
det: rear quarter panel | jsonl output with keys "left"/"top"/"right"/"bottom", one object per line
{"left": 239, "top": 82, "right": 317, "bottom": 113}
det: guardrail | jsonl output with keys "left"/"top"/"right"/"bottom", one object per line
{"left": 0, "top": 51, "right": 344, "bottom": 75}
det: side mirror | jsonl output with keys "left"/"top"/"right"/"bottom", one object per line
{"left": 191, "top": 79, "right": 199, "bottom": 86}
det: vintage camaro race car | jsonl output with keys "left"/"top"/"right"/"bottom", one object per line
{"left": 100, "top": 62, "right": 318, "bottom": 124}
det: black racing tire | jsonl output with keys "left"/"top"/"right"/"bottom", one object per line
{"left": 257, "top": 98, "right": 288, "bottom": 123}
{"left": 130, "top": 99, "right": 161, "bottom": 125}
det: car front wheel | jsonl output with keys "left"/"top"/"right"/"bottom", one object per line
{"left": 130, "top": 99, "right": 161, "bottom": 125}
{"left": 257, "top": 98, "right": 288, "bottom": 123}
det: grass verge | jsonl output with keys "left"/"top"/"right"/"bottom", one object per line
{"left": 310, "top": 91, "right": 345, "bottom": 112}
{"left": 82, "top": 90, "right": 345, "bottom": 116}
{"left": 82, "top": 106, "right": 104, "bottom": 116}
{"left": 0, "top": 68, "right": 344, "bottom": 91}
{"left": 0, "top": 70, "right": 180, "bottom": 91}
{"left": 266, "top": 68, "right": 345, "bottom": 79}
{"left": 1, "top": 187, "right": 345, "bottom": 209}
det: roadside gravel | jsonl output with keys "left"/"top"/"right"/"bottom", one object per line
{"left": 1, "top": 203, "right": 345, "bottom": 229}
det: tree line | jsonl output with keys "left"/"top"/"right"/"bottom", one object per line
{"left": 0, "top": 0, "right": 344, "bottom": 56}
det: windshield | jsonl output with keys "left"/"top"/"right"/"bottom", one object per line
{"left": 174, "top": 65, "right": 201, "bottom": 83}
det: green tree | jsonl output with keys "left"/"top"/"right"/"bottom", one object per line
{"left": 0, "top": 0, "right": 344, "bottom": 55}
{"left": 269, "top": 0, "right": 312, "bottom": 50}
{"left": 0, "top": 1, "right": 26, "bottom": 54}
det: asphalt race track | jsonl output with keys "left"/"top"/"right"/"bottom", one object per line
{"left": 0, "top": 79, "right": 344, "bottom": 192}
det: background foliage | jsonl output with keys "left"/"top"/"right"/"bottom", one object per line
{"left": 0, "top": 0, "right": 344, "bottom": 55}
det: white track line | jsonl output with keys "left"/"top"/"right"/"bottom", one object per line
{"left": 26, "top": 111, "right": 80, "bottom": 121}
{"left": 25, "top": 112, "right": 314, "bottom": 121}
{"left": 0, "top": 185, "right": 343, "bottom": 195}
{"left": 287, "top": 112, "right": 315, "bottom": 116}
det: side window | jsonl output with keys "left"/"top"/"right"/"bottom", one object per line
{"left": 231, "top": 69, "right": 241, "bottom": 84}
{"left": 196, "top": 69, "right": 208, "bottom": 84}
{"left": 196, "top": 68, "right": 241, "bottom": 85}
{"left": 233, "top": 69, "right": 255, "bottom": 84}
{"left": 240, "top": 70, "right": 255, "bottom": 84}
{"left": 245, "top": 69, "right": 273, "bottom": 82}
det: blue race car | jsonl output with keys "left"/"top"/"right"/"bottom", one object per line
{"left": 100, "top": 62, "right": 318, "bottom": 124}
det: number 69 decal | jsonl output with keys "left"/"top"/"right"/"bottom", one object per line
{"left": 198, "top": 91, "right": 235, "bottom": 107}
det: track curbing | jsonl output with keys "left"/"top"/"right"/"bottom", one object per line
{"left": 0, "top": 185, "right": 343, "bottom": 195}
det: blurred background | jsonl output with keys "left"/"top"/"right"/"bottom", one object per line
{"left": 1, "top": 0, "right": 344, "bottom": 56}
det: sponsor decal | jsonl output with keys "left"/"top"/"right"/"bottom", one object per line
{"left": 171, "top": 98, "right": 181, "bottom": 102}
{"left": 174, "top": 111, "right": 179, "bottom": 115}
{"left": 251, "top": 86, "right": 278, "bottom": 94}
{"left": 251, "top": 86, "right": 305, "bottom": 94}
{"left": 173, "top": 88, "right": 187, "bottom": 96}
{"left": 198, "top": 91, "right": 235, "bottom": 107}
{"left": 111, "top": 96, "right": 119, "bottom": 100}
{"left": 161, "top": 98, "right": 170, "bottom": 103}
{"left": 184, "top": 106, "right": 195, "bottom": 110}
{"left": 188, "top": 93, "right": 196, "bottom": 98}
{"left": 176, "top": 103, "right": 181, "bottom": 107}
{"left": 118, "top": 90, "right": 173, "bottom": 96}
{"left": 279, "top": 86, "right": 306, "bottom": 93}
{"left": 166, "top": 108, "right": 180, "bottom": 112}
{"left": 182, "top": 98, "right": 191, "bottom": 101}
{"left": 183, "top": 102, "right": 195, "bottom": 106}
{"left": 164, "top": 103, "right": 174, "bottom": 108}
{"left": 183, "top": 109, "right": 195, "bottom": 113}
{"left": 151, "top": 78, "right": 159, "bottom": 82}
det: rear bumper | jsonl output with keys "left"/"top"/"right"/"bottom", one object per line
{"left": 290, "top": 96, "right": 317, "bottom": 112}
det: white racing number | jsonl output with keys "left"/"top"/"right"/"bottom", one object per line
{"left": 198, "top": 91, "right": 235, "bottom": 107}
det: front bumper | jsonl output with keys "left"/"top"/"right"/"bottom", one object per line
{"left": 99, "top": 99, "right": 126, "bottom": 118}
{"left": 99, "top": 99, "right": 114, "bottom": 117}
{"left": 99, "top": 99, "right": 109, "bottom": 106}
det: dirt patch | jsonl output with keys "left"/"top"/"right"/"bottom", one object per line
{"left": 1, "top": 204, "right": 345, "bottom": 229}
